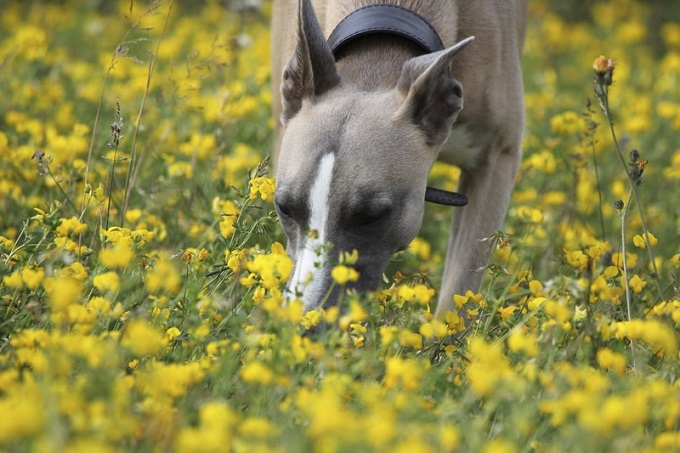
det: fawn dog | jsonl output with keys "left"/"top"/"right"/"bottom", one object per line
{"left": 271, "top": 0, "right": 527, "bottom": 316}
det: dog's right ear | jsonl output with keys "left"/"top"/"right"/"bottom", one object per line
{"left": 281, "top": 0, "right": 340, "bottom": 124}
{"left": 397, "top": 37, "right": 474, "bottom": 148}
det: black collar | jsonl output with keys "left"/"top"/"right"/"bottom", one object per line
{"left": 327, "top": 4, "right": 467, "bottom": 207}
{"left": 328, "top": 4, "right": 445, "bottom": 56}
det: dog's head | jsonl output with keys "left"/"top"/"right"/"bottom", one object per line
{"left": 275, "top": 0, "right": 472, "bottom": 311}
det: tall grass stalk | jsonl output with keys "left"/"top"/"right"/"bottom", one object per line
{"left": 121, "top": 0, "right": 175, "bottom": 226}
{"left": 81, "top": 2, "right": 162, "bottom": 214}
{"left": 593, "top": 59, "right": 663, "bottom": 300}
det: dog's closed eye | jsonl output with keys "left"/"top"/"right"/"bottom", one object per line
{"left": 275, "top": 199, "right": 301, "bottom": 223}
{"left": 349, "top": 205, "right": 392, "bottom": 229}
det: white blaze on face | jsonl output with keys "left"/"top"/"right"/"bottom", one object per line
{"left": 287, "top": 153, "right": 335, "bottom": 309}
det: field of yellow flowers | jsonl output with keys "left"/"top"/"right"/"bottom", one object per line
{"left": 2, "top": 0, "right": 680, "bottom": 451}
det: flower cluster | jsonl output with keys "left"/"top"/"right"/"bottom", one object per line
{"left": 1, "top": 1, "right": 679, "bottom": 452}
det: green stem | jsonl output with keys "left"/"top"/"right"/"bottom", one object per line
{"left": 597, "top": 81, "right": 664, "bottom": 301}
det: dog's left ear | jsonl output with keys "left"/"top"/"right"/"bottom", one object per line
{"left": 397, "top": 37, "right": 475, "bottom": 148}
{"left": 281, "top": 0, "right": 340, "bottom": 124}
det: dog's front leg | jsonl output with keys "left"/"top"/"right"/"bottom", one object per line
{"left": 435, "top": 144, "right": 521, "bottom": 318}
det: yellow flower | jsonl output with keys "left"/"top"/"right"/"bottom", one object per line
{"left": 240, "top": 361, "right": 273, "bottom": 385}
{"left": 59, "top": 262, "right": 88, "bottom": 281}
{"left": 92, "top": 271, "right": 120, "bottom": 293}
{"left": 166, "top": 326, "right": 182, "bottom": 340}
{"left": 331, "top": 264, "right": 359, "bottom": 284}
{"left": 615, "top": 319, "right": 678, "bottom": 358}
{"left": 564, "top": 249, "right": 589, "bottom": 271}
{"left": 121, "top": 319, "right": 167, "bottom": 357}
{"left": 87, "top": 296, "right": 111, "bottom": 316}
{"left": 419, "top": 319, "right": 448, "bottom": 339}
{"left": 0, "top": 380, "right": 46, "bottom": 443}
{"left": 408, "top": 237, "right": 431, "bottom": 260}
{"left": 498, "top": 305, "right": 518, "bottom": 320}
{"left": 384, "top": 357, "right": 426, "bottom": 391}
{"left": 246, "top": 244, "right": 294, "bottom": 288}
{"left": 628, "top": 274, "right": 647, "bottom": 294}
{"left": 339, "top": 300, "right": 367, "bottom": 330}
{"left": 633, "top": 232, "right": 657, "bottom": 249}
{"left": 21, "top": 266, "right": 45, "bottom": 290}
{"left": 398, "top": 330, "right": 423, "bottom": 350}
{"left": 0, "top": 235, "right": 15, "bottom": 250}
{"left": 655, "top": 432, "right": 680, "bottom": 449}
{"left": 508, "top": 328, "right": 539, "bottom": 357}
{"left": 44, "top": 276, "right": 82, "bottom": 313}
{"left": 397, "top": 284, "right": 435, "bottom": 305}
{"left": 338, "top": 248, "right": 359, "bottom": 265}
{"left": 517, "top": 206, "right": 544, "bottom": 223}
{"left": 214, "top": 198, "right": 239, "bottom": 238}
{"left": 482, "top": 439, "right": 516, "bottom": 453}
{"left": 596, "top": 348, "right": 627, "bottom": 375}
{"left": 99, "top": 236, "right": 135, "bottom": 270}
{"left": 550, "top": 111, "right": 587, "bottom": 136}
{"left": 239, "top": 416, "right": 279, "bottom": 439}
{"left": 467, "top": 337, "right": 519, "bottom": 398}
{"left": 248, "top": 176, "right": 275, "bottom": 202}
{"left": 55, "top": 216, "right": 88, "bottom": 236}
{"left": 176, "top": 402, "right": 237, "bottom": 452}
{"left": 146, "top": 252, "right": 181, "bottom": 295}
{"left": 4, "top": 270, "right": 24, "bottom": 289}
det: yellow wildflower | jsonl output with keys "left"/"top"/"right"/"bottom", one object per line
{"left": 467, "top": 337, "right": 518, "bottom": 398}
{"left": 240, "top": 361, "right": 274, "bottom": 385}
{"left": 517, "top": 206, "right": 544, "bottom": 223}
{"left": 628, "top": 274, "right": 647, "bottom": 294}
{"left": 398, "top": 330, "right": 423, "bottom": 350}
{"left": 4, "top": 270, "right": 24, "bottom": 289}
{"left": 214, "top": 198, "right": 239, "bottom": 238}
{"left": 596, "top": 348, "right": 627, "bottom": 375}
{"left": 239, "top": 417, "right": 279, "bottom": 439}
{"left": 176, "top": 402, "right": 237, "bottom": 453}
{"left": 384, "top": 357, "right": 426, "bottom": 391}
{"left": 408, "top": 237, "right": 431, "bottom": 260}
{"left": 21, "top": 266, "right": 45, "bottom": 290}
{"left": 166, "top": 327, "right": 182, "bottom": 341}
{"left": 55, "top": 216, "right": 88, "bottom": 236}
{"left": 633, "top": 232, "right": 657, "bottom": 249}
{"left": 331, "top": 264, "right": 359, "bottom": 284}
{"left": 481, "top": 439, "right": 516, "bottom": 453}
{"left": 419, "top": 319, "right": 448, "bottom": 339}
{"left": 339, "top": 300, "right": 367, "bottom": 329}
{"left": 44, "top": 276, "right": 81, "bottom": 313}
{"left": 146, "top": 252, "right": 181, "bottom": 295}
{"left": 498, "top": 305, "right": 518, "bottom": 320}
{"left": 655, "top": 432, "right": 680, "bottom": 449}
{"left": 99, "top": 236, "right": 135, "bottom": 270}
{"left": 248, "top": 176, "right": 275, "bottom": 202}
{"left": 508, "top": 328, "right": 540, "bottom": 357}
{"left": 615, "top": 319, "right": 678, "bottom": 358}
{"left": 121, "top": 319, "right": 167, "bottom": 357}
{"left": 92, "top": 271, "right": 120, "bottom": 293}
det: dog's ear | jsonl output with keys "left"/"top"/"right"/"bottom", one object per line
{"left": 397, "top": 37, "right": 475, "bottom": 148}
{"left": 281, "top": 0, "right": 340, "bottom": 124}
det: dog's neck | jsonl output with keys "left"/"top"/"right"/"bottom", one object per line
{"left": 334, "top": 36, "right": 422, "bottom": 90}
{"left": 327, "top": 4, "right": 446, "bottom": 91}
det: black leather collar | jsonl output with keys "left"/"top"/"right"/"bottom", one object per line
{"left": 327, "top": 4, "right": 468, "bottom": 207}
{"left": 327, "top": 4, "right": 445, "bottom": 56}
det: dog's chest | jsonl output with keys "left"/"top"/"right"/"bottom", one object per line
{"left": 437, "top": 124, "right": 485, "bottom": 169}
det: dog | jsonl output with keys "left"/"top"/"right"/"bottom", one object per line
{"left": 271, "top": 0, "right": 527, "bottom": 317}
